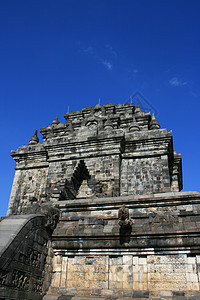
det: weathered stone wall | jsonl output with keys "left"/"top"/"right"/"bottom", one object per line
{"left": 52, "top": 192, "right": 200, "bottom": 250}
{"left": 6, "top": 102, "right": 193, "bottom": 299}
{"left": 8, "top": 103, "right": 182, "bottom": 215}
{"left": 120, "top": 155, "right": 170, "bottom": 195}
{"left": 44, "top": 191, "right": 200, "bottom": 298}
{"left": 49, "top": 253, "right": 200, "bottom": 298}
{"left": 0, "top": 204, "right": 59, "bottom": 300}
{"left": 8, "top": 168, "right": 48, "bottom": 215}
{"left": 45, "top": 155, "right": 120, "bottom": 200}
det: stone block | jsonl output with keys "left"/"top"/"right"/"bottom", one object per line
{"left": 43, "top": 296, "right": 62, "bottom": 300}
{"left": 57, "top": 296, "right": 73, "bottom": 300}
{"left": 122, "top": 255, "right": 132, "bottom": 265}
{"left": 52, "top": 272, "right": 61, "bottom": 288}
{"left": 109, "top": 265, "right": 123, "bottom": 282}
{"left": 188, "top": 256, "right": 196, "bottom": 264}
{"left": 132, "top": 290, "right": 149, "bottom": 298}
{"left": 109, "top": 280, "right": 123, "bottom": 289}
{"left": 133, "top": 256, "right": 139, "bottom": 265}
{"left": 109, "top": 256, "right": 123, "bottom": 265}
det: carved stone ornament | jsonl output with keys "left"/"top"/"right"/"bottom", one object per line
{"left": 40, "top": 203, "right": 60, "bottom": 233}
{"left": 118, "top": 204, "right": 133, "bottom": 228}
{"left": 19, "top": 202, "right": 59, "bottom": 233}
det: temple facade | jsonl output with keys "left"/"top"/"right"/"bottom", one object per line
{"left": 1, "top": 103, "right": 200, "bottom": 299}
{"left": 8, "top": 103, "right": 182, "bottom": 215}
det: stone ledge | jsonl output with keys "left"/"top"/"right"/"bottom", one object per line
{"left": 54, "top": 191, "right": 200, "bottom": 211}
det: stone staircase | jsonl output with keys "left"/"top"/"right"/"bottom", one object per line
{"left": 0, "top": 215, "right": 32, "bottom": 257}
{"left": 43, "top": 295, "right": 149, "bottom": 300}
{"left": 0, "top": 214, "right": 50, "bottom": 300}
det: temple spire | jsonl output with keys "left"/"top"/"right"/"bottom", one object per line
{"left": 135, "top": 103, "right": 143, "bottom": 114}
{"left": 129, "top": 115, "right": 140, "bottom": 131}
{"left": 52, "top": 115, "right": 60, "bottom": 125}
{"left": 29, "top": 130, "right": 39, "bottom": 145}
{"left": 149, "top": 113, "right": 160, "bottom": 129}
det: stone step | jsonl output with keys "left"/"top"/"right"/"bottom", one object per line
{"left": 43, "top": 295, "right": 150, "bottom": 300}
{"left": 43, "top": 295, "right": 107, "bottom": 300}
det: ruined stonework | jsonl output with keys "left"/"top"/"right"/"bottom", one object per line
{"left": 1, "top": 102, "right": 200, "bottom": 299}
{"left": 7, "top": 103, "right": 182, "bottom": 215}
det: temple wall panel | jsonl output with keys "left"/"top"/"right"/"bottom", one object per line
{"left": 49, "top": 253, "right": 200, "bottom": 298}
{"left": 8, "top": 167, "right": 48, "bottom": 214}
{"left": 120, "top": 156, "right": 170, "bottom": 196}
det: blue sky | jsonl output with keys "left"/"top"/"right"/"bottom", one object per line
{"left": 0, "top": 0, "right": 200, "bottom": 216}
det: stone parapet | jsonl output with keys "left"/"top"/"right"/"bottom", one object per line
{"left": 52, "top": 191, "right": 200, "bottom": 253}
{"left": 46, "top": 191, "right": 200, "bottom": 298}
{"left": 0, "top": 215, "right": 52, "bottom": 299}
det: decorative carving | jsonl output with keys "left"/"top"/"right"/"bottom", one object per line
{"left": 129, "top": 115, "right": 140, "bottom": 131}
{"left": 118, "top": 205, "right": 133, "bottom": 228}
{"left": 52, "top": 115, "right": 60, "bottom": 125}
{"left": 86, "top": 120, "right": 98, "bottom": 130}
{"left": 12, "top": 270, "right": 30, "bottom": 290}
{"left": 0, "top": 270, "right": 8, "bottom": 285}
{"left": 134, "top": 103, "right": 143, "bottom": 114}
{"left": 27, "top": 248, "right": 45, "bottom": 268}
{"left": 32, "top": 277, "right": 43, "bottom": 292}
{"left": 149, "top": 113, "right": 160, "bottom": 130}
{"left": 19, "top": 202, "right": 59, "bottom": 233}
{"left": 81, "top": 114, "right": 104, "bottom": 132}
{"left": 40, "top": 203, "right": 60, "bottom": 233}
{"left": 118, "top": 205, "right": 133, "bottom": 245}
{"left": 149, "top": 213, "right": 179, "bottom": 228}
{"left": 104, "top": 118, "right": 114, "bottom": 130}
{"left": 29, "top": 130, "right": 39, "bottom": 145}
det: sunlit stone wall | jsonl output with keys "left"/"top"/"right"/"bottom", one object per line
{"left": 50, "top": 254, "right": 200, "bottom": 298}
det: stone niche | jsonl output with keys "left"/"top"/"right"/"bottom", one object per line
{"left": 2, "top": 103, "right": 200, "bottom": 299}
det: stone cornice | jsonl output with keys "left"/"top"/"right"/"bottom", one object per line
{"left": 54, "top": 191, "right": 200, "bottom": 212}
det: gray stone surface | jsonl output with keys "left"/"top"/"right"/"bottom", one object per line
{"left": 1, "top": 103, "right": 200, "bottom": 299}
{"left": 0, "top": 214, "right": 55, "bottom": 300}
{"left": 7, "top": 103, "right": 182, "bottom": 215}
{"left": 0, "top": 215, "right": 36, "bottom": 256}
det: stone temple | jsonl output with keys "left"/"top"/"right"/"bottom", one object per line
{"left": 1, "top": 102, "right": 200, "bottom": 299}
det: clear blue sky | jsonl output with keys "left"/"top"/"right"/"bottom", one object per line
{"left": 1, "top": 0, "right": 200, "bottom": 216}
